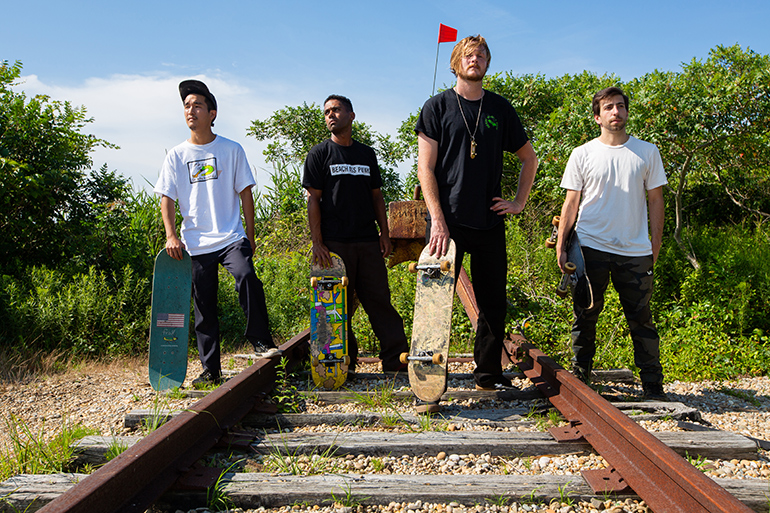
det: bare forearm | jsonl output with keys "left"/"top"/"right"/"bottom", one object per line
{"left": 648, "top": 187, "right": 665, "bottom": 261}
{"left": 239, "top": 187, "right": 256, "bottom": 242}
{"left": 512, "top": 142, "right": 538, "bottom": 207}
{"left": 160, "top": 196, "right": 178, "bottom": 239}
{"left": 556, "top": 190, "right": 580, "bottom": 253}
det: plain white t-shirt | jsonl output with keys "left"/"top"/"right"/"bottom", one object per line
{"left": 154, "top": 135, "right": 256, "bottom": 256}
{"left": 560, "top": 136, "right": 667, "bottom": 257}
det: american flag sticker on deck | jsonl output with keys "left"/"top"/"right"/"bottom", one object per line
{"left": 157, "top": 313, "right": 185, "bottom": 328}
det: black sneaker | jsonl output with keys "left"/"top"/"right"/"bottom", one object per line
{"left": 192, "top": 369, "right": 222, "bottom": 388}
{"left": 416, "top": 400, "right": 441, "bottom": 414}
{"left": 572, "top": 365, "right": 592, "bottom": 385}
{"left": 251, "top": 341, "right": 283, "bottom": 358}
{"left": 475, "top": 377, "right": 514, "bottom": 391}
{"left": 642, "top": 382, "right": 669, "bottom": 402}
{"left": 383, "top": 363, "right": 408, "bottom": 376}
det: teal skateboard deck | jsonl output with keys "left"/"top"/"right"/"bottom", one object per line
{"left": 149, "top": 248, "right": 192, "bottom": 391}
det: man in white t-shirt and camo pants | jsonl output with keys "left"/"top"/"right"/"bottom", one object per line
{"left": 556, "top": 87, "right": 668, "bottom": 401}
{"left": 155, "top": 80, "right": 280, "bottom": 388}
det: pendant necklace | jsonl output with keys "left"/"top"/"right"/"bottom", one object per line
{"left": 455, "top": 88, "right": 484, "bottom": 159}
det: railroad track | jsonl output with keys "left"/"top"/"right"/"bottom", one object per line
{"left": 1, "top": 271, "right": 767, "bottom": 512}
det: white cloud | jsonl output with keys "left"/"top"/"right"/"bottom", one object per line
{"left": 14, "top": 72, "right": 416, "bottom": 195}
{"left": 15, "top": 73, "right": 288, "bottom": 192}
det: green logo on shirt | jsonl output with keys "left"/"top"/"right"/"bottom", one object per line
{"left": 485, "top": 116, "right": 499, "bottom": 130}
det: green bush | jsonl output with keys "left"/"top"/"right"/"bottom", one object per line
{"left": 0, "top": 265, "right": 150, "bottom": 355}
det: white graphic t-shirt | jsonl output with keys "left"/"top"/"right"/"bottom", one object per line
{"left": 154, "top": 135, "right": 256, "bottom": 255}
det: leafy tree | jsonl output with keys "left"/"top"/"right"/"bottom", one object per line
{"left": 247, "top": 102, "right": 410, "bottom": 204}
{"left": 0, "top": 60, "right": 116, "bottom": 275}
{"left": 628, "top": 44, "right": 770, "bottom": 268}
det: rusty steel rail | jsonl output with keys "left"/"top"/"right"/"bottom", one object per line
{"left": 505, "top": 337, "right": 754, "bottom": 513}
{"left": 37, "top": 329, "right": 310, "bottom": 513}
{"left": 456, "top": 273, "right": 752, "bottom": 512}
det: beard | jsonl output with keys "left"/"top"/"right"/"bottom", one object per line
{"left": 603, "top": 118, "right": 627, "bottom": 132}
{"left": 457, "top": 65, "right": 485, "bottom": 82}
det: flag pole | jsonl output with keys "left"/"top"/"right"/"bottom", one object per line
{"left": 432, "top": 40, "right": 441, "bottom": 97}
{"left": 433, "top": 24, "right": 457, "bottom": 97}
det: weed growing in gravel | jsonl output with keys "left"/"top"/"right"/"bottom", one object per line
{"left": 262, "top": 433, "right": 341, "bottom": 476}
{"left": 165, "top": 387, "right": 186, "bottom": 400}
{"left": 521, "top": 485, "right": 545, "bottom": 505}
{"left": 327, "top": 479, "right": 370, "bottom": 508}
{"left": 349, "top": 380, "right": 402, "bottom": 410}
{"left": 206, "top": 459, "right": 241, "bottom": 511}
{"left": 685, "top": 451, "right": 710, "bottom": 472}
{"left": 105, "top": 437, "right": 128, "bottom": 461}
{"left": 718, "top": 386, "right": 762, "bottom": 407}
{"left": 485, "top": 494, "right": 511, "bottom": 506}
{"left": 348, "top": 382, "right": 422, "bottom": 430}
{"left": 140, "top": 393, "right": 174, "bottom": 435}
{"left": 554, "top": 480, "right": 576, "bottom": 506}
{"left": 369, "top": 457, "right": 385, "bottom": 472}
{"left": 415, "top": 411, "right": 450, "bottom": 432}
{"left": 0, "top": 414, "right": 97, "bottom": 480}
{"left": 271, "top": 357, "right": 305, "bottom": 413}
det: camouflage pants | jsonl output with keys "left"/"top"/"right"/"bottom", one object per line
{"left": 571, "top": 247, "right": 663, "bottom": 384}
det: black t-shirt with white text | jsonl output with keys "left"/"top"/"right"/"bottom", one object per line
{"left": 302, "top": 139, "right": 383, "bottom": 242}
{"left": 415, "top": 88, "right": 529, "bottom": 230}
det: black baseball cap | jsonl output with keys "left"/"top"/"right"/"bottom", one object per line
{"left": 179, "top": 80, "right": 217, "bottom": 111}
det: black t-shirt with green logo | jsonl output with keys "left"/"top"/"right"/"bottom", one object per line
{"left": 302, "top": 139, "right": 383, "bottom": 242}
{"left": 415, "top": 88, "right": 529, "bottom": 230}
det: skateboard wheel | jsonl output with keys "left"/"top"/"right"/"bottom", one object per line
{"left": 408, "top": 262, "right": 418, "bottom": 273}
{"left": 432, "top": 353, "right": 444, "bottom": 365}
{"left": 341, "top": 276, "right": 349, "bottom": 287}
{"left": 565, "top": 262, "right": 577, "bottom": 274}
{"left": 552, "top": 215, "right": 560, "bottom": 227}
{"left": 545, "top": 239, "right": 556, "bottom": 249}
{"left": 310, "top": 277, "right": 318, "bottom": 288}
{"left": 440, "top": 261, "right": 451, "bottom": 272}
{"left": 311, "top": 356, "right": 319, "bottom": 366}
{"left": 343, "top": 355, "right": 351, "bottom": 365}
{"left": 400, "top": 352, "right": 409, "bottom": 364}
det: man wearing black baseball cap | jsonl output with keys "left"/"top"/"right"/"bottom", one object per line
{"left": 179, "top": 79, "right": 217, "bottom": 113}
{"left": 155, "top": 79, "right": 280, "bottom": 388}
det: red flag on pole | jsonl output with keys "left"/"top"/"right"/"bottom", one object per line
{"left": 438, "top": 24, "right": 457, "bottom": 43}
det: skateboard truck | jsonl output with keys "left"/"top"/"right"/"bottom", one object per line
{"left": 312, "top": 354, "right": 351, "bottom": 367}
{"left": 556, "top": 261, "right": 577, "bottom": 297}
{"left": 400, "top": 350, "right": 444, "bottom": 366}
{"left": 311, "top": 276, "right": 349, "bottom": 290}
{"left": 545, "top": 215, "right": 560, "bottom": 248}
{"left": 408, "top": 260, "right": 452, "bottom": 279}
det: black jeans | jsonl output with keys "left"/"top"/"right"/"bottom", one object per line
{"left": 325, "top": 240, "right": 409, "bottom": 371}
{"left": 191, "top": 238, "right": 271, "bottom": 375}
{"left": 429, "top": 221, "right": 508, "bottom": 387}
{"left": 571, "top": 246, "right": 663, "bottom": 384}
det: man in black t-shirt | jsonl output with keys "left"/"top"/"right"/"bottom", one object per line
{"left": 303, "top": 95, "right": 409, "bottom": 375}
{"left": 416, "top": 35, "right": 538, "bottom": 391}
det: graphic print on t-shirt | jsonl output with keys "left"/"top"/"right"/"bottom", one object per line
{"left": 187, "top": 157, "right": 218, "bottom": 184}
{"left": 330, "top": 164, "right": 370, "bottom": 177}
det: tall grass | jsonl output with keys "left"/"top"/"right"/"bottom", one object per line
{"left": 0, "top": 416, "right": 97, "bottom": 481}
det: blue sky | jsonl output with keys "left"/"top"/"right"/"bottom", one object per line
{"left": 5, "top": 0, "right": 770, "bottom": 192}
